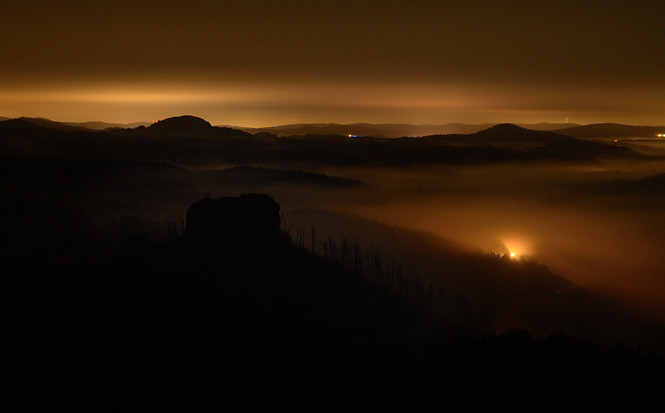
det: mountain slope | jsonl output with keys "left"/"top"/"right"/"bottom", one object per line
{"left": 554, "top": 123, "right": 665, "bottom": 138}
{"left": 16, "top": 117, "right": 91, "bottom": 131}
{"left": 6, "top": 198, "right": 663, "bottom": 410}
{"left": 416, "top": 123, "right": 573, "bottom": 146}
{"left": 530, "top": 136, "right": 650, "bottom": 161}
{"left": 237, "top": 122, "right": 581, "bottom": 137}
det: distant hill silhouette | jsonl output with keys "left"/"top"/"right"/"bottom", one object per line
{"left": 554, "top": 123, "right": 665, "bottom": 138}
{"left": 0, "top": 117, "right": 153, "bottom": 132}
{"left": 0, "top": 118, "right": 40, "bottom": 135}
{"left": 149, "top": 115, "right": 214, "bottom": 133}
{"left": 470, "top": 123, "right": 574, "bottom": 144}
{"left": 415, "top": 123, "right": 573, "bottom": 146}
{"left": 65, "top": 120, "right": 151, "bottom": 130}
{"left": 3, "top": 116, "right": 657, "bottom": 166}
{"left": 146, "top": 115, "right": 252, "bottom": 138}
{"left": 237, "top": 122, "right": 580, "bottom": 138}
{"left": 530, "top": 136, "right": 649, "bottom": 161}
{"left": 235, "top": 122, "right": 491, "bottom": 137}
{"left": 14, "top": 117, "right": 91, "bottom": 132}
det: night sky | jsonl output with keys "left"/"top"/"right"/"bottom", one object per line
{"left": 2, "top": 0, "right": 663, "bottom": 126}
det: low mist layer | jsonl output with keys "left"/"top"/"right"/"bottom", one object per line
{"left": 3, "top": 116, "right": 665, "bottom": 343}
{"left": 317, "top": 160, "right": 665, "bottom": 316}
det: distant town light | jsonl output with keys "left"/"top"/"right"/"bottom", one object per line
{"left": 501, "top": 236, "right": 532, "bottom": 259}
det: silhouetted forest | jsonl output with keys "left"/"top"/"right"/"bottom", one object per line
{"left": 3, "top": 116, "right": 665, "bottom": 408}
{"left": 6, "top": 194, "right": 664, "bottom": 409}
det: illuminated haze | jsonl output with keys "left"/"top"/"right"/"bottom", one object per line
{"left": 1, "top": 0, "right": 664, "bottom": 126}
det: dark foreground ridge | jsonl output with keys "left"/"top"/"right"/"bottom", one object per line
{"left": 185, "top": 193, "right": 281, "bottom": 246}
{"left": 5, "top": 194, "right": 665, "bottom": 410}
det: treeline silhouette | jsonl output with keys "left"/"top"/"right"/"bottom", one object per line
{"left": 290, "top": 222, "right": 490, "bottom": 334}
{"left": 283, "top": 208, "right": 665, "bottom": 349}
{"left": 0, "top": 196, "right": 186, "bottom": 279}
{"left": 5, "top": 194, "right": 664, "bottom": 410}
{"left": 0, "top": 155, "right": 368, "bottom": 280}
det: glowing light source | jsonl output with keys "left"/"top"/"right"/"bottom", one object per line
{"left": 500, "top": 236, "right": 533, "bottom": 259}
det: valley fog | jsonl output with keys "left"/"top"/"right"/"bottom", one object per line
{"left": 4, "top": 117, "right": 665, "bottom": 344}
{"left": 304, "top": 159, "right": 665, "bottom": 318}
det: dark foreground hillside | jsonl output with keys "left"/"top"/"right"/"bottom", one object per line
{"left": 5, "top": 195, "right": 665, "bottom": 410}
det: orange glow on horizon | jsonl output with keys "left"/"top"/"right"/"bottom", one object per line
{"left": 1, "top": 81, "right": 664, "bottom": 127}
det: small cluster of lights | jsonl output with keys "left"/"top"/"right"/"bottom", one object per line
{"left": 657, "top": 134, "right": 664, "bottom": 138}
